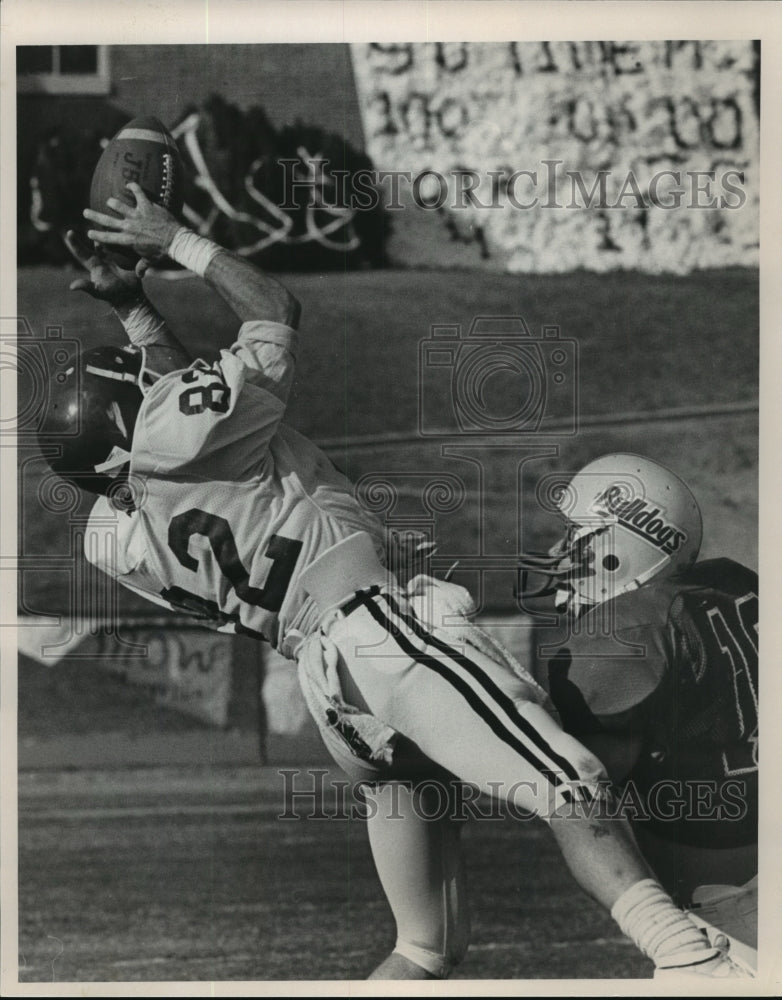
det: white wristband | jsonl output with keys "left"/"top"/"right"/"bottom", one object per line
{"left": 120, "top": 300, "right": 168, "bottom": 346}
{"left": 168, "top": 227, "right": 221, "bottom": 277}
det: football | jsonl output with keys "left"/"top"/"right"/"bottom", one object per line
{"left": 89, "top": 116, "right": 184, "bottom": 267}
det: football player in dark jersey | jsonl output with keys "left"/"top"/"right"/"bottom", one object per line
{"left": 518, "top": 453, "right": 758, "bottom": 969}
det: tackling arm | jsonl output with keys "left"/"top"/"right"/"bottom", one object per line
{"left": 546, "top": 622, "right": 668, "bottom": 783}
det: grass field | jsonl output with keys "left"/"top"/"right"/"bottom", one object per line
{"left": 17, "top": 767, "right": 651, "bottom": 983}
{"left": 19, "top": 265, "right": 758, "bottom": 437}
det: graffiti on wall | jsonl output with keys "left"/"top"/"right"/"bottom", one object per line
{"left": 172, "top": 111, "right": 361, "bottom": 259}
{"left": 350, "top": 41, "right": 759, "bottom": 273}
{"left": 23, "top": 95, "right": 388, "bottom": 270}
{"left": 18, "top": 616, "right": 234, "bottom": 727}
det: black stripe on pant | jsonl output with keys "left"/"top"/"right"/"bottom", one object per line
{"left": 381, "top": 591, "right": 585, "bottom": 787}
{"left": 357, "top": 591, "right": 570, "bottom": 798}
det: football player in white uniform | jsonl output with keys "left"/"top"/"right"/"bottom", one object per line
{"left": 38, "top": 183, "right": 748, "bottom": 979}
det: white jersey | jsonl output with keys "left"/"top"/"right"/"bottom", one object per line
{"left": 86, "top": 319, "right": 385, "bottom": 655}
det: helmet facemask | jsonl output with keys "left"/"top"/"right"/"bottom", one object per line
{"left": 518, "top": 521, "right": 612, "bottom": 617}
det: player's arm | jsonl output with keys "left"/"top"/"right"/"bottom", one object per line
{"left": 547, "top": 647, "right": 645, "bottom": 782}
{"left": 84, "top": 183, "right": 301, "bottom": 329}
{"left": 203, "top": 249, "right": 301, "bottom": 328}
{"left": 546, "top": 627, "right": 668, "bottom": 783}
{"left": 64, "top": 229, "right": 191, "bottom": 375}
{"left": 85, "top": 184, "right": 303, "bottom": 462}
{"left": 575, "top": 732, "right": 644, "bottom": 785}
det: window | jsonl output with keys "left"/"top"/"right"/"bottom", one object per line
{"left": 17, "top": 45, "right": 110, "bottom": 95}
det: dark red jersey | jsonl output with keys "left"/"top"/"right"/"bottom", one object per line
{"left": 541, "top": 559, "right": 758, "bottom": 853}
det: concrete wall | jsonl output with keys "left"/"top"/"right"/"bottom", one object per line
{"left": 108, "top": 44, "right": 364, "bottom": 144}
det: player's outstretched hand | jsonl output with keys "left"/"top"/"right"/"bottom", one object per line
{"left": 84, "top": 182, "right": 181, "bottom": 263}
{"left": 63, "top": 229, "right": 146, "bottom": 304}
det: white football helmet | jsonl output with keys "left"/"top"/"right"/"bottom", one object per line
{"left": 519, "top": 453, "right": 702, "bottom": 615}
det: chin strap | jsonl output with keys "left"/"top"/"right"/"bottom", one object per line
{"left": 93, "top": 444, "right": 132, "bottom": 476}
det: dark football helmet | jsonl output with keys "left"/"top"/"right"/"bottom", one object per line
{"left": 36, "top": 344, "right": 147, "bottom": 496}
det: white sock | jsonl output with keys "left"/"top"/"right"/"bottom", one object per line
{"left": 611, "top": 878, "right": 716, "bottom": 968}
